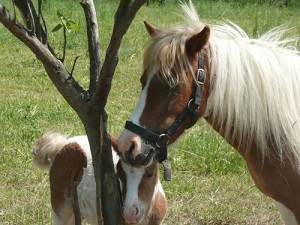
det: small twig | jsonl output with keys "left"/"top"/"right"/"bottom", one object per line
{"left": 38, "top": 0, "right": 48, "bottom": 45}
{"left": 25, "top": 0, "right": 35, "bottom": 34}
{"left": 70, "top": 56, "right": 80, "bottom": 78}
{"left": 37, "top": 0, "right": 42, "bottom": 41}
{"left": 61, "top": 27, "right": 67, "bottom": 63}
{"left": 11, "top": 0, "right": 16, "bottom": 22}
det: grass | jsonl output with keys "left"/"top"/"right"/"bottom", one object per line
{"left": 0, "top": 0, "right": 300, "bottom": 224}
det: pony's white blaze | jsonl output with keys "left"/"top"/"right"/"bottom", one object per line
{"left": 129, "top": 81, "right": 150, "bottom": 125}
{"left": 119, "top": 81, "right": 150, "bottom": 157}
{"left": 121, "top": 162, "right": 145, "bottom": 223}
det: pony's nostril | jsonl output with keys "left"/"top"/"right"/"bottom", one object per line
{"left": 124, "top": 145, "right": 137, "bottom": 165}
{"left": 129, "top": 142, "right": 135, "bottom": 152}
{"left": 123, "top": 141, "right": 156, "bottom": 167}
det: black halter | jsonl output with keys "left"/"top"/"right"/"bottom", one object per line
{"left": 124, "top": 53, "right": 206, "bottom": 181}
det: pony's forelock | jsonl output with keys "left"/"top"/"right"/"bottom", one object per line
{"left": 143, "top": 1, "right": 206, "bottom": 87}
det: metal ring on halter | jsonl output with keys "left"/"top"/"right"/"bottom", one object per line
{"left": 187, "top": 98, "right": 200, "bottom": 111}
{"left": 156, "top": 133, "right": 170, "bottom": 148}
{"left": 187, "top": 99, "right": 195, "bottom": 109}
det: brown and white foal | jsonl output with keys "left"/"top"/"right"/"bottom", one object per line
{"left": 32, "top": 132, "right": 167, "bottom": 225}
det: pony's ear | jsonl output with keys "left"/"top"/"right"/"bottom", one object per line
{"left": 144, "top": 20, "right": 159, "bottom": 37}
{"left": 186, "top": 26, "right": 210, "bottom": 56}
{"left": 109, "top": 134, "right": 119, "bottom": 153}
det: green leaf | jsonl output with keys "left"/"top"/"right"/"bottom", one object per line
{"left": 59, "top": 17, "right": 71, "bottom": 32}
{"left": 67, "top": 20, "right": 81, "bottom": 32}
{"left": 56, "top": 10, "right": 63, "bottom": 19}
{"left": 51, "top": 24, "right": 62, "bottom": 32}
{"left": 60, "top": 17, "right": 68, "bottom": 27}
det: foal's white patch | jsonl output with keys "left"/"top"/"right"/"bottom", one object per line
{"left": 275, "top": 201, "right": 297, "bottom": 225}
{"left": 121, "top": 162, "right": 144, "bottom": 207}
{"left": 152, "top": 180, "right": 165, "bottom": 203}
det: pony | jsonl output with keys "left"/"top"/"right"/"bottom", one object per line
{"left": 32, "top": 132, "right": 167, "bottom": 225}
{"left": 118, "top": 1, "right": 300, "bottom": 224}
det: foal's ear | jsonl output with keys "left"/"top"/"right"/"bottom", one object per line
{"left": 109, "top": 134, "right": 119, "bottom": 152}
{"left": 144, "top": 20, "right": 159, "bottom": 37}
{"left": 186, "top": 26, "right": 210, "bottom": 56}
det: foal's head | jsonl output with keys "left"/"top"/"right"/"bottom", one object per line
{"left": 112, "top": 135, "right": 166, "bottom": 225}
{"left": 117, "top": 159, "right": 163, "bottom": 224}
{"left": 118, "top": 21, "right": 211, "bottom": 167}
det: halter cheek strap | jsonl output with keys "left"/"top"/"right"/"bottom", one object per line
{"left": 190, "top": 53, "right": 206, "bottom": 126}
{"left": 124, "top": 53, "right": 206, "bottom": 181}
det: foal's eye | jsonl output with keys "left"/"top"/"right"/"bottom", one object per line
{"left": 146, "top": 172, "right": 154, "bottom": 178}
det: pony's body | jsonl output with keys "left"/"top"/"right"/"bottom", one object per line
{"left": 32, "top": 132, "right": 167, "bottom": 225}
{"left": 118, "top": 1, "right": 300, "bottom": 224}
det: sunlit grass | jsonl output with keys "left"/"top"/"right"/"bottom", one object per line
{"left": 0, "top": 0, "right": 299, "bottom": 224}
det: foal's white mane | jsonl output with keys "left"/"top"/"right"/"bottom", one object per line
{"left": 147, "top": 1, "right": 300, "bottom": 169}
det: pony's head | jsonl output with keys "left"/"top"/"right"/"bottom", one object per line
{"left": 118, "top": 15, "right": 211, "bottom": 167}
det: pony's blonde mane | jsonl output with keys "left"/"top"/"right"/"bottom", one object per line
{"left": 145, "top": 1, "right": 300, "bottom": 169}
{"left": 208, "top": 18, "right": 300, "bottom": 168}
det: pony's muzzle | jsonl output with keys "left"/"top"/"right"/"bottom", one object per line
{"left": 124, "top": 141, "right": 156, "bottom": 167}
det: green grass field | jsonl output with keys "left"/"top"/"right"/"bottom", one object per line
{"left": 0, "top": 0, "right": 300, "bottom": 224}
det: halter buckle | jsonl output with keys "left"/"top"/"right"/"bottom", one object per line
{"left": 197, "top": 68, "right": 205, "bottom": 85}
{"left": 156, "top": 133, "right": 170, "bottom": 148}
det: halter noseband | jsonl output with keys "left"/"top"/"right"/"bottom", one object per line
{"left": 124, "top": 53, "right": 206, "bottom": 181}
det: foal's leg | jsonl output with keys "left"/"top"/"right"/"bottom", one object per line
{"left": 52, "top": 207, "right": 75, "bottom": 225}
{"left": 275, "top": 201, "right": 297, "bottom": 225}
{"left": 50, "top": 143, "right": 87, "bottom": 225}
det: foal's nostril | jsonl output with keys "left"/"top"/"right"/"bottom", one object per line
{"left": 134, "top": 206, "right": 139, "bottom": 216}
{"left": 122, "top": 204, "right": 141, "bottom": 222}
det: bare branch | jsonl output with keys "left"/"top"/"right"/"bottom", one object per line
{"left": 80, "top": 0, "right": 101, "bottom": 95}
{"left": 91, "top": 0, "right": 148, "bottom": 111}
{"left": 13, "top": 0, "right": 52, "bottom": 49}
{"left": 115, "top": 0, "right": 131, "bottom": 20}
{"left": 128, "top": 0, "right": 148, "bottom": 17}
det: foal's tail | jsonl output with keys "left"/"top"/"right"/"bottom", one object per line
{"left": 32, "top": 131, "right": 67, "bottom": 169}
